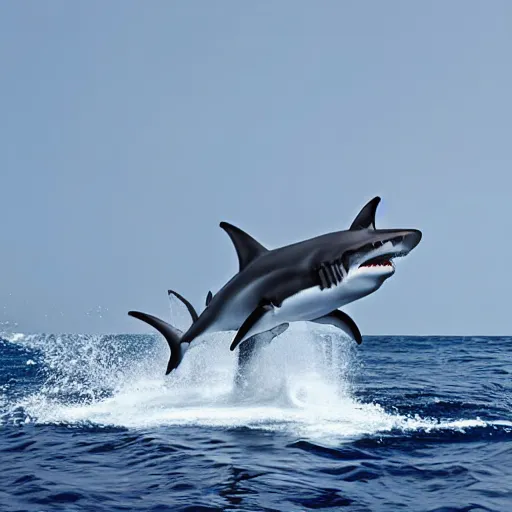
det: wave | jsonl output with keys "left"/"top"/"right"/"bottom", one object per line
{"left": 1, "top": 327, "right": 510, "bottom": 444}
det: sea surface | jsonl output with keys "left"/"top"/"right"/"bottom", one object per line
{"left": 0, "top": 326, "right": 511, "bottom": 511}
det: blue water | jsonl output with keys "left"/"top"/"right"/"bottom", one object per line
{"left": 1, "top": 327, "right": 511, "bottom": 511}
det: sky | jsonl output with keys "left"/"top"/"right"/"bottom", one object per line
{"left": 1, "top": 1, "right": 511, "bottom": 335}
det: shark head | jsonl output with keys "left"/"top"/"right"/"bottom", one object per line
{"left": 315, "top": 197, "right": 422, "bottom": 304}
{"left": 342, "top": 226, "right": 421, "bottom": 281}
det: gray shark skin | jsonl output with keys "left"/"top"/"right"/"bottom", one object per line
{"left": 129, "top": 196, "right": 422, "bottom": 375}
{"left": 129, "top": 291, "right": 286, "bottom": 376}
{"left": 178, "top": 196, "right": 421, "bottom": 350}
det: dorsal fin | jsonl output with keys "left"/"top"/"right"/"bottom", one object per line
{"left": 205, "top": 291, "right": 213, "bottom": 307}
{"left": 350, "top": 196, "right": 381, "bottom": 230}
{"left": 219, "top": 222, "right": 268, "bottom": 271}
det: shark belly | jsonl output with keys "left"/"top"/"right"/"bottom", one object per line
{"left": 238, "top": 273, "right": 385, "bottom": 345}
{"left": 281, "top": 273, "right": 383, "bottom": 321}
{"left": 235, "top": 287, "right": 339, "bottom": 344}
{"left": 278, "top": 286, "right": 349, "bottom": 322}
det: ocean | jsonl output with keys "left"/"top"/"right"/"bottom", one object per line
{"left": 0, "top": 327, "right": 511, "bottom": 511}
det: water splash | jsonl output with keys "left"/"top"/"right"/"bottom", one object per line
{"left": 1, "top": 327, "right": 506, "bottom": 442}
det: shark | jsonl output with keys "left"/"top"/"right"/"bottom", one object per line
{"left": 129, "top": 196, "right": 422, "bottom": 375}
{"left": 129, "top": 289, "right": 290, "bottom": 379}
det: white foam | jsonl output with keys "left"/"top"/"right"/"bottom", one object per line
{"left": 5, "top": 325, "right": 504, "bottom": 442}
{"left": 1, "top": 332, "right": 27, "bottom": 343}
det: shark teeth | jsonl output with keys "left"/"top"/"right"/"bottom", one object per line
{"left": 360, "top": 260, "right": 393, "bottom": 268}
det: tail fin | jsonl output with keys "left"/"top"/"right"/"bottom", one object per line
{"left": 128, "top": 290, "right": 199, "bottom": 375}
{"left": 168, "top": 289, "right": 199, "bottom": 322}
{"left": 128, "top": 311, "right": 183, "bottom": 375}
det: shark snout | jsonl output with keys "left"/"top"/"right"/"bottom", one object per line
{"left": 397, "top": 229, "right": 422, "bottom": 254}
{"left": 344, "top": 228, "right": 422, "bottom": 272}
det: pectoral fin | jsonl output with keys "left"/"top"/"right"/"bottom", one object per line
{"left": 230, "top": 301, "right": 274, "bottom": 351}
{"left": 311, "top": 310, "right": 362, "bottom": 344}
{"left": 237, "top": 323, "right": 289, "bottom": 367}
{"left": 236, "top": 323, "right": 289, "bottom": 387}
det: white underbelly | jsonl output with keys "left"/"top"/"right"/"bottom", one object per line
{"left": 278, "top": 285, "right": 345, "bottom": 321}
{"left": 238, "top": 285, "right": 348, "bottom": 344}
{"left": 238, "top": 274, "right": 383, "bottom": 344}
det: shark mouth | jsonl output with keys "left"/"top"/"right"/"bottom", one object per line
{"left": 338, "top": 230, "right": 421, "bottom": 277}
{"left": 359, "top": 255, "right": 394, "bottom": 269}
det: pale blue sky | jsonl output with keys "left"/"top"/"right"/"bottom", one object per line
{"left": 1, "top": 2, "right": 511, "bottom": 335}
